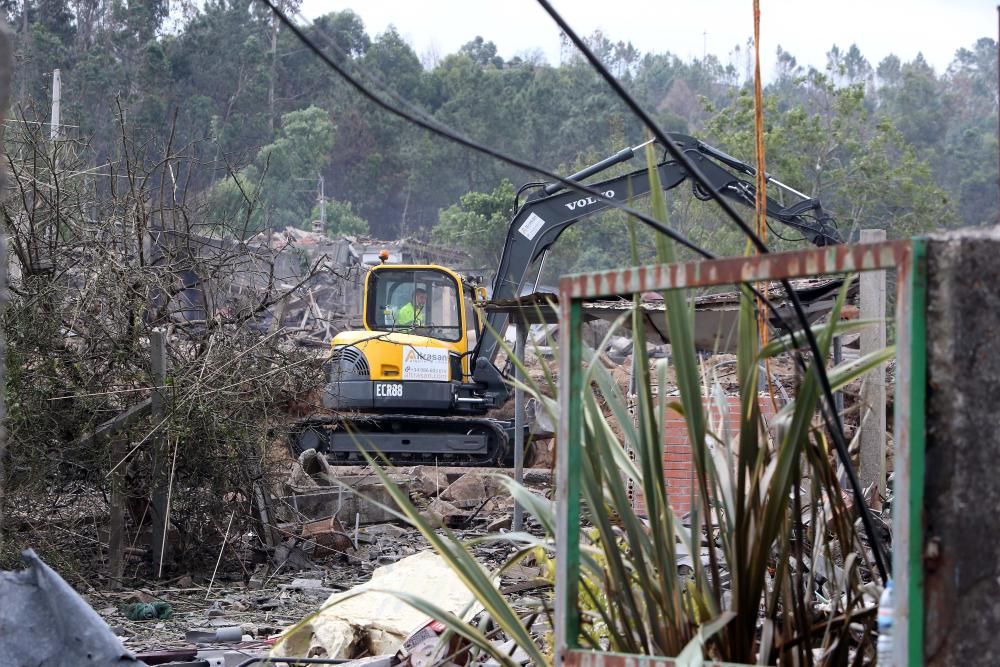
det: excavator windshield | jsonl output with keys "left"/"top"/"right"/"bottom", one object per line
{"left": 366, "top": 267, "right": 463, "bottom": 342}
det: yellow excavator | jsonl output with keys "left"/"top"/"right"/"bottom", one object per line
{"left": 290, "top": 134, "right": 842, "bottom": 465}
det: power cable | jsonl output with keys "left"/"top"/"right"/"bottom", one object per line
{"left": 270, "top": 4, "right": 826, "bottom": 340}
{"left": 534, "top": 0, "right": 889, "bottom": 580}
{"left": 259, "top": 0, "right": 711, "bottom": 259}
{"left": 268, "top": 4, "right": 830, "bottom": 374}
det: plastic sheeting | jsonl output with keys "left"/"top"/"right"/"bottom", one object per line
{"left": 0, "top": 549, "right": 145, "bottom": 667}
{"left": 273, "top": 550, "right": 484, "bottom": 659}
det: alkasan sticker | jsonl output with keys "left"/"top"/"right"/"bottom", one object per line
{"left": 402, "top": 346, "right": 449, "bottom": 381}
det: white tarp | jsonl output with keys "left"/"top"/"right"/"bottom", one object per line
{"left": 273, "top": 550, "right": 484, "bottom": 659}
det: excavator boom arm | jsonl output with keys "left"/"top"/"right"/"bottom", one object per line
{"left": 473, "top": 133, "right": 842, "bottom": 368}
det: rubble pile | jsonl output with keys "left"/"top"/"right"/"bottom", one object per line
{"left": 44, "top": 452, "right": 555, "bottom": 664}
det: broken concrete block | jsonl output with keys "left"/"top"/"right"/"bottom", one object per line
{"left": 440, "top": 474, "right": 489, "bottom": 508}
{"left": 281, "top": 476, "right": 407, "bottom": 526}
{"left": 486, "top": 516, "right": 511, "bottom": 532}
{"left": 419, "top": 499, "right": 468, "bottom": 528}
{"left": 411, "top": 466, "right": 448, "bottom": 498}
{"left": 357, "top": 523, "right": 409, "bottom": 543}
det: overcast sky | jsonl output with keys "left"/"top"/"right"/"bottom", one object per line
{"left": 300, "top": 0, "right": 994, "bottom": 79}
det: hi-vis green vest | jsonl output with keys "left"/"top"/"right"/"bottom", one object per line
{"left": 397, "top": 302, "right": 424, "bottom": 326}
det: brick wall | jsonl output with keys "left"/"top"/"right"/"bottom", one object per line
{"left": 632, "top": 394, "right": 776, "bottom": 516}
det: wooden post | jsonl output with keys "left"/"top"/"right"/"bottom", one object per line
{"left": 149, "top": 330, "right": 170, "bottom": 576}
{"left": 108, "top": 437, "right": 125, "bottom": 587}
{"left": 859, "top": 229, "right": 887, "bottom": 507}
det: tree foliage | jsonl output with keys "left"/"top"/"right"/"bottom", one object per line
{"left": 4, "top": 1, "right": 995, "bottom": 260}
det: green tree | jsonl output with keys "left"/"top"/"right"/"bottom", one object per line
{"left": 307, "top": 198, "right": 370, "bottom": 237}
{"left": 704, "top": 66, "right": 956, "bottom": 246}
{"left": 206, "top": 106, "right": 335, "bottom": 233}
{"left": 432, "top": 179, "right": 515, "bottom": 267}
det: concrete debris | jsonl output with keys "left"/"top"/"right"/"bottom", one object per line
{"left": 272, "top": 550, "right": 487, "bottom": 660}
{"left": 440, "top": 473, "right": 490, "bottom": 508}
{"left": 420, "top": 498, "right": 469, "bottom": 528}
{"left": 273, "top": 537, "right": 321, "bottom": 571}
{"left": 279, "top": 578, "right": 340, "bottom": 599}
{"left": 411, "top": 465, "right": 449, "bottom": 498}
{"left": 357, "top": 523, "right": 410, "bottom": 543}
{"left": 282, "top": 452, "right": 408, "bottom": 526}
{"left": 487, "top": 516, "right": 512, "bottom": 532}
{"left": 54, "top": 466, "right": 558, "bottom": 660}
{"left": 606, "top": 335, "right": 634, "bottom": 359}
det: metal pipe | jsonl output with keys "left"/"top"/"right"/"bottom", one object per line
{"left": 542, "top": 139, "right": 655, "bottom": 196}
{"left": 512, "top": 321, "right": 527, "bottom": 532}
{"left": 767, "top": 176, "right": 811, "bottom": 201}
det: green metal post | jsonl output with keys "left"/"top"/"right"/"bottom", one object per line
{"left": 893, "top": 238, "right": 925, "bottom": 667}
{"left": 906, "top": 238, "right": 927, "bottom": 666}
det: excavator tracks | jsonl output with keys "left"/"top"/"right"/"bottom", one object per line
{"left": 289, "top": 414, "right": 512, "bottom": 467}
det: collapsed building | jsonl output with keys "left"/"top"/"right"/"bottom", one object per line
{"left": 153, "top": 226, "right": 480, "bottom": 346}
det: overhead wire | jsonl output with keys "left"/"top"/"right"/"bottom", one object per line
{"left": 533, "top": 0, "right": 889, "bottom": 580}
{"left": 259, "top": 0, "right": 888, "bottom": 580}
{"left": 260, "top": 0, "right": 711, "bottom": 259}
{"left": 273, "top": 4, "right": 820, "bottom": 373}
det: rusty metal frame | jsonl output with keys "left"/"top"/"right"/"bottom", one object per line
{"left": 555, "top": 239, "right": 923, "bottom": 666}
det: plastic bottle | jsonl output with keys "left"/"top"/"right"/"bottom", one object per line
{"left": 877, "top": 577, "right": 894, "bottom": 665}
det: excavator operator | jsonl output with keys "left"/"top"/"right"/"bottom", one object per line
{"left": 397, "top": 288, "right": 426, "bottom": 327}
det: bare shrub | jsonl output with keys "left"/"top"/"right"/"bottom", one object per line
{"left": 1, "top": 104, "right": 326, "bottom": 577}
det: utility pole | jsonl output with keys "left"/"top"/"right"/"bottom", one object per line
{"left": 312, "top": 173, "right": 326, "bottom": 235}
{"left": 319, "top": 174, "right": 326, "bottom": 227}
{"left": 50, "top": 69, "right": 61, "bottom": 143}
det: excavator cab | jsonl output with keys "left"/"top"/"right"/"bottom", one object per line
{"left": 323, "top": 264, "right": 488, "bottom": 413}
{"left": 367, "top": 267, "right": 465, "bottom": 343}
